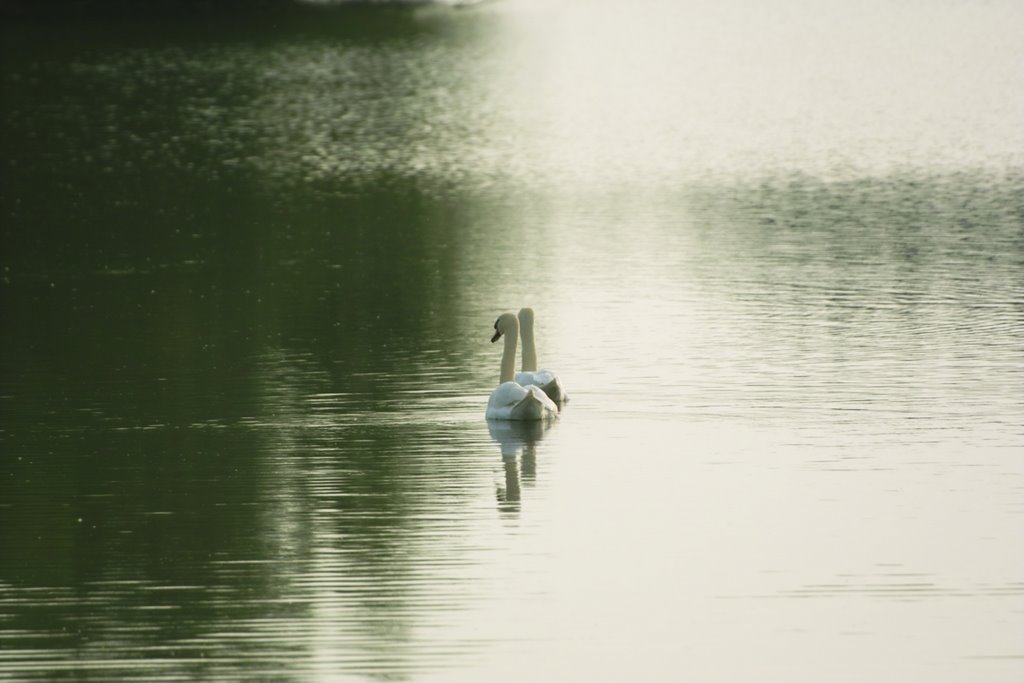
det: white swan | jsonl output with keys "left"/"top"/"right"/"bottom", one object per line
{"left": 486, "top": 312, "right": 559, "bottom": 421}
{"left": 514, "top": 307, "right": 568, "bottom": 404}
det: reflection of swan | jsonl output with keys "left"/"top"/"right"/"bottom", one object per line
{"left": 487, "top": 312, "right": 559, "bottom": 421}
{"left": 487, "top": 418, "right": 551, "bottom": 458}
{"left": 488, "top": 418, "right": 554, "bottom": 509}
{"left": 515, "top": 307, "right": 568, "bottom": 404}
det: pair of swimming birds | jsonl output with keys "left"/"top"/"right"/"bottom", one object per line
{"left": 487, "top": 307, "right": 568, "bottom": 421}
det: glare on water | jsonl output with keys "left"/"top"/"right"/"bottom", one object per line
{"left": 1, "top": 0, "right": 1022, "bottom": 681}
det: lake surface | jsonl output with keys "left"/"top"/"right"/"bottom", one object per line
{"left": 2, "top": 0, "right": 1023, "bottom": 680}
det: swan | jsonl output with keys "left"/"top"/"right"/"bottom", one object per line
{"left": 486, "top": 312, "right": 559, "bottom": 421}
{"left": 514, "top": 307, "right": 568, "bottom": 404}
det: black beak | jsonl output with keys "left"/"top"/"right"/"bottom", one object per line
{"left": 491, "top": 330, "right": 502, "bottom": 343}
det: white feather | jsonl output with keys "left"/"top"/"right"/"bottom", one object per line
{"left": 486, "top": 382, "right": 558, "bottom": 421}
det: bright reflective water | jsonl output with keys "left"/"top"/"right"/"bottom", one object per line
{"left": 2, "top": 1, "right": 1023, "bottom": 681}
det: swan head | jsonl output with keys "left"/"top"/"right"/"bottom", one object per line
{"left": 517, "top": 307, "right": 535, "bottom": 327}
{"left": 491, "top": 312, "right": 518, "bottom": 343}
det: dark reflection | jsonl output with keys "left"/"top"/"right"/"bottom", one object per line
{"left": 0, "top": 194, "right": 490, "bottom": 677}
{"left": 488, "top": 419, "right": 553, "bottom": 512}
{"left": 0, "top": 6, "right": 510, "bottom": 681}
{"left": 241, "top": 351, "right": 498, "bottom": 678}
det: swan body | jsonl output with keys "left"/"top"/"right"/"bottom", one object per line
{"left": 487, "top": 312, "right": 559, "bottom": 421}
{"left": 487, "top": 382, "right": 557, "bottom": 421}
{"left": 514, "top": 370, "right": 566, "bottom": 405}
{"left": 516, "top": 308, "right": 568, "bottom": 404}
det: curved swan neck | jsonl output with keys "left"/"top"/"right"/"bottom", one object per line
{"left": 500, "top": 319, "right": 518, "bottom": 384}
{"left": 518, "top": 308, "right": 538, "bottom": 372}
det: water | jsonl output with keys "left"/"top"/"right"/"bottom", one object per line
{"left": 2, "top": 0, "right": 1023, "bottom": 680}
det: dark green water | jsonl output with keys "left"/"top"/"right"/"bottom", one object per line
{"left": 2, "top": 1, "right": 1023, "bottom": 680}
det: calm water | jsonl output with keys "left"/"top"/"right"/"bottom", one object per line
{"left": 2, "top": 0, "right": 1023, "bottom": 680}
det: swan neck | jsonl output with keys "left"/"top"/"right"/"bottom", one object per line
{"left": 520, "top": 315, "right": 538, "bottom": 372}
{"left": 500, "top": 329, "right": 517, "bottom": 384}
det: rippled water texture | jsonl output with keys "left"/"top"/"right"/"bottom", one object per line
{"left": 2, "top": 0, "right": 1023, "bottom": 680}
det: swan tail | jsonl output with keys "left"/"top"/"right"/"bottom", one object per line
{"left": 510, "top": 387, "right": 557, "bottom": 421}
{"left": 540, "top": 378, "right": 567, "bottom": 404}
